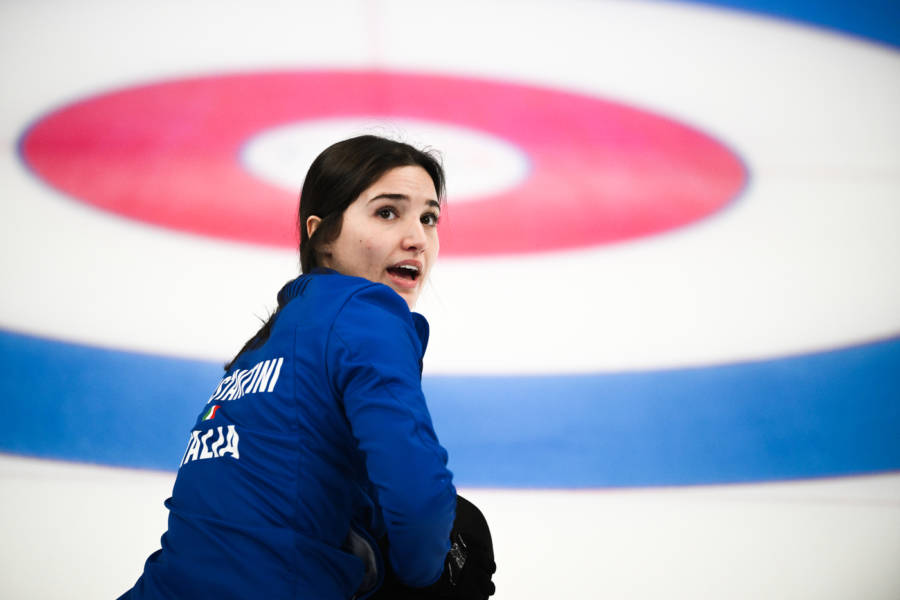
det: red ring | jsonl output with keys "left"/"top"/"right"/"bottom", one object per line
{"left": 20, "top": 70, "right": 746, "bottom": 255}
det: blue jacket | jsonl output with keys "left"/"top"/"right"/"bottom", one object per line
{"left": 126, "top": 270, "right": 456, "bottom": 599}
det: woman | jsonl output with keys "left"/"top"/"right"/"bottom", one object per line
{"left": 120, "top": 135, "right": 495, "bottom": 599}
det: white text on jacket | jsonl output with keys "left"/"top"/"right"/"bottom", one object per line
{"left": 208, "top": 357, "right": 284, "bottom": 403}
{"left": 181, "top": 425, "right": 240, "bottom": 467}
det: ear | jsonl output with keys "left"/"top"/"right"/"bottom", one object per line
{"left": 306, "top": 215, "right": 322, "bottom": 239}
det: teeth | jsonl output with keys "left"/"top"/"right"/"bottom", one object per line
{"left": 397, "top": 265, "right": 419, "bottom": 273}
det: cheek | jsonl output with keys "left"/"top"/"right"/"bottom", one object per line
{"left": 358, "top": 239, "right": 386, "bottom": 267}
{"left": 425, "top": 238, "right": 439, "bottom": 276}
{"left": 359, "top": 239, "right": 380, "bottom": 255}
{"left": 430, "top": 233, "right": 440, "bottom": 258}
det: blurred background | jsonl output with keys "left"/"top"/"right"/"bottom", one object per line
{"left": 1, "top": 0, "right": 898, "bottom": 597}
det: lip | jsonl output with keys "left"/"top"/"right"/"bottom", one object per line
{"left": 386, "top": 259, "right": 423, "bottom": 291}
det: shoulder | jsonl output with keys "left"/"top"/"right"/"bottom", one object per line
{"left": 337, "top": 280, "right": 413, "bottom": 323}
{"left": 272, "top": 271, "right": 388, "bottom": 326}
{"left": 332, "top": 280, "right": 425, "bottom": 347}
{"left": 308, "top": 276, "right": 431, "bottom": 363}
{"left": 275, "top": 271, "right": 426, "bottom": 345}
{"left": 288, "top": 270, "right": 405, "bottom": 311}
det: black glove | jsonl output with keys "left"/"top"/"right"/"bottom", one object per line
{"left": 442, "top": 495, "right": 496, "bottom": 598}
{"left": 373, "top": 495, "right": 496, "bottom": 599}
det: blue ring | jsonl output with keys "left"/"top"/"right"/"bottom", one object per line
{"left": 2, "top": 328, "right": 897, "bottom": 487}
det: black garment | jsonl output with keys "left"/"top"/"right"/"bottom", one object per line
{"left": 372, "top": 495, "right": 496, "bottom": 600}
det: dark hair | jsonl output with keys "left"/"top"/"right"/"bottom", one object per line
{"left": 224, "top": 134, "right": 445, "bottom": 371}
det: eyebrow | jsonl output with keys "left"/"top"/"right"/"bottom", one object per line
{"left": 368, "top": 193, "right": 441, "bottom": 210}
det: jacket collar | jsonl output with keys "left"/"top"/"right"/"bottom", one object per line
{"left": 276, "top": 268, "right": 335, "bottom": 307}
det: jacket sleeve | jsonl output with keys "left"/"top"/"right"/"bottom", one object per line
{"left": 327, "top": 284, "right": 456, "bottom": 587}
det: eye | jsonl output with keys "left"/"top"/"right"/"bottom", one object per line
{"left": 421, "top": 212, "right": 440, "bottom": 227}
{"left": 375, "top": 207, "right": 397, "bottom": 220}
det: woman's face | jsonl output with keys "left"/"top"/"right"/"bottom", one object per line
{"left": 307, "top": 165, "right": 441, "bottom": 309}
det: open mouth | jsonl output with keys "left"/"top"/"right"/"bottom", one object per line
{"left": 386, "top": 264, "right": 421, "bottom": 282}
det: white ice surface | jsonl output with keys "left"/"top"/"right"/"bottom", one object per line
{"left": 2, "top": 454, "right": 898, "bottom": 599}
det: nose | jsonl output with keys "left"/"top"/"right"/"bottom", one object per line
{"left": 402, "top": 218, "right": 427, "bottom": 253}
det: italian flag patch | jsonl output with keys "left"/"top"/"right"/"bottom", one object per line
{"left": 202, "top": 405, "right": 220, "bottom": 421}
